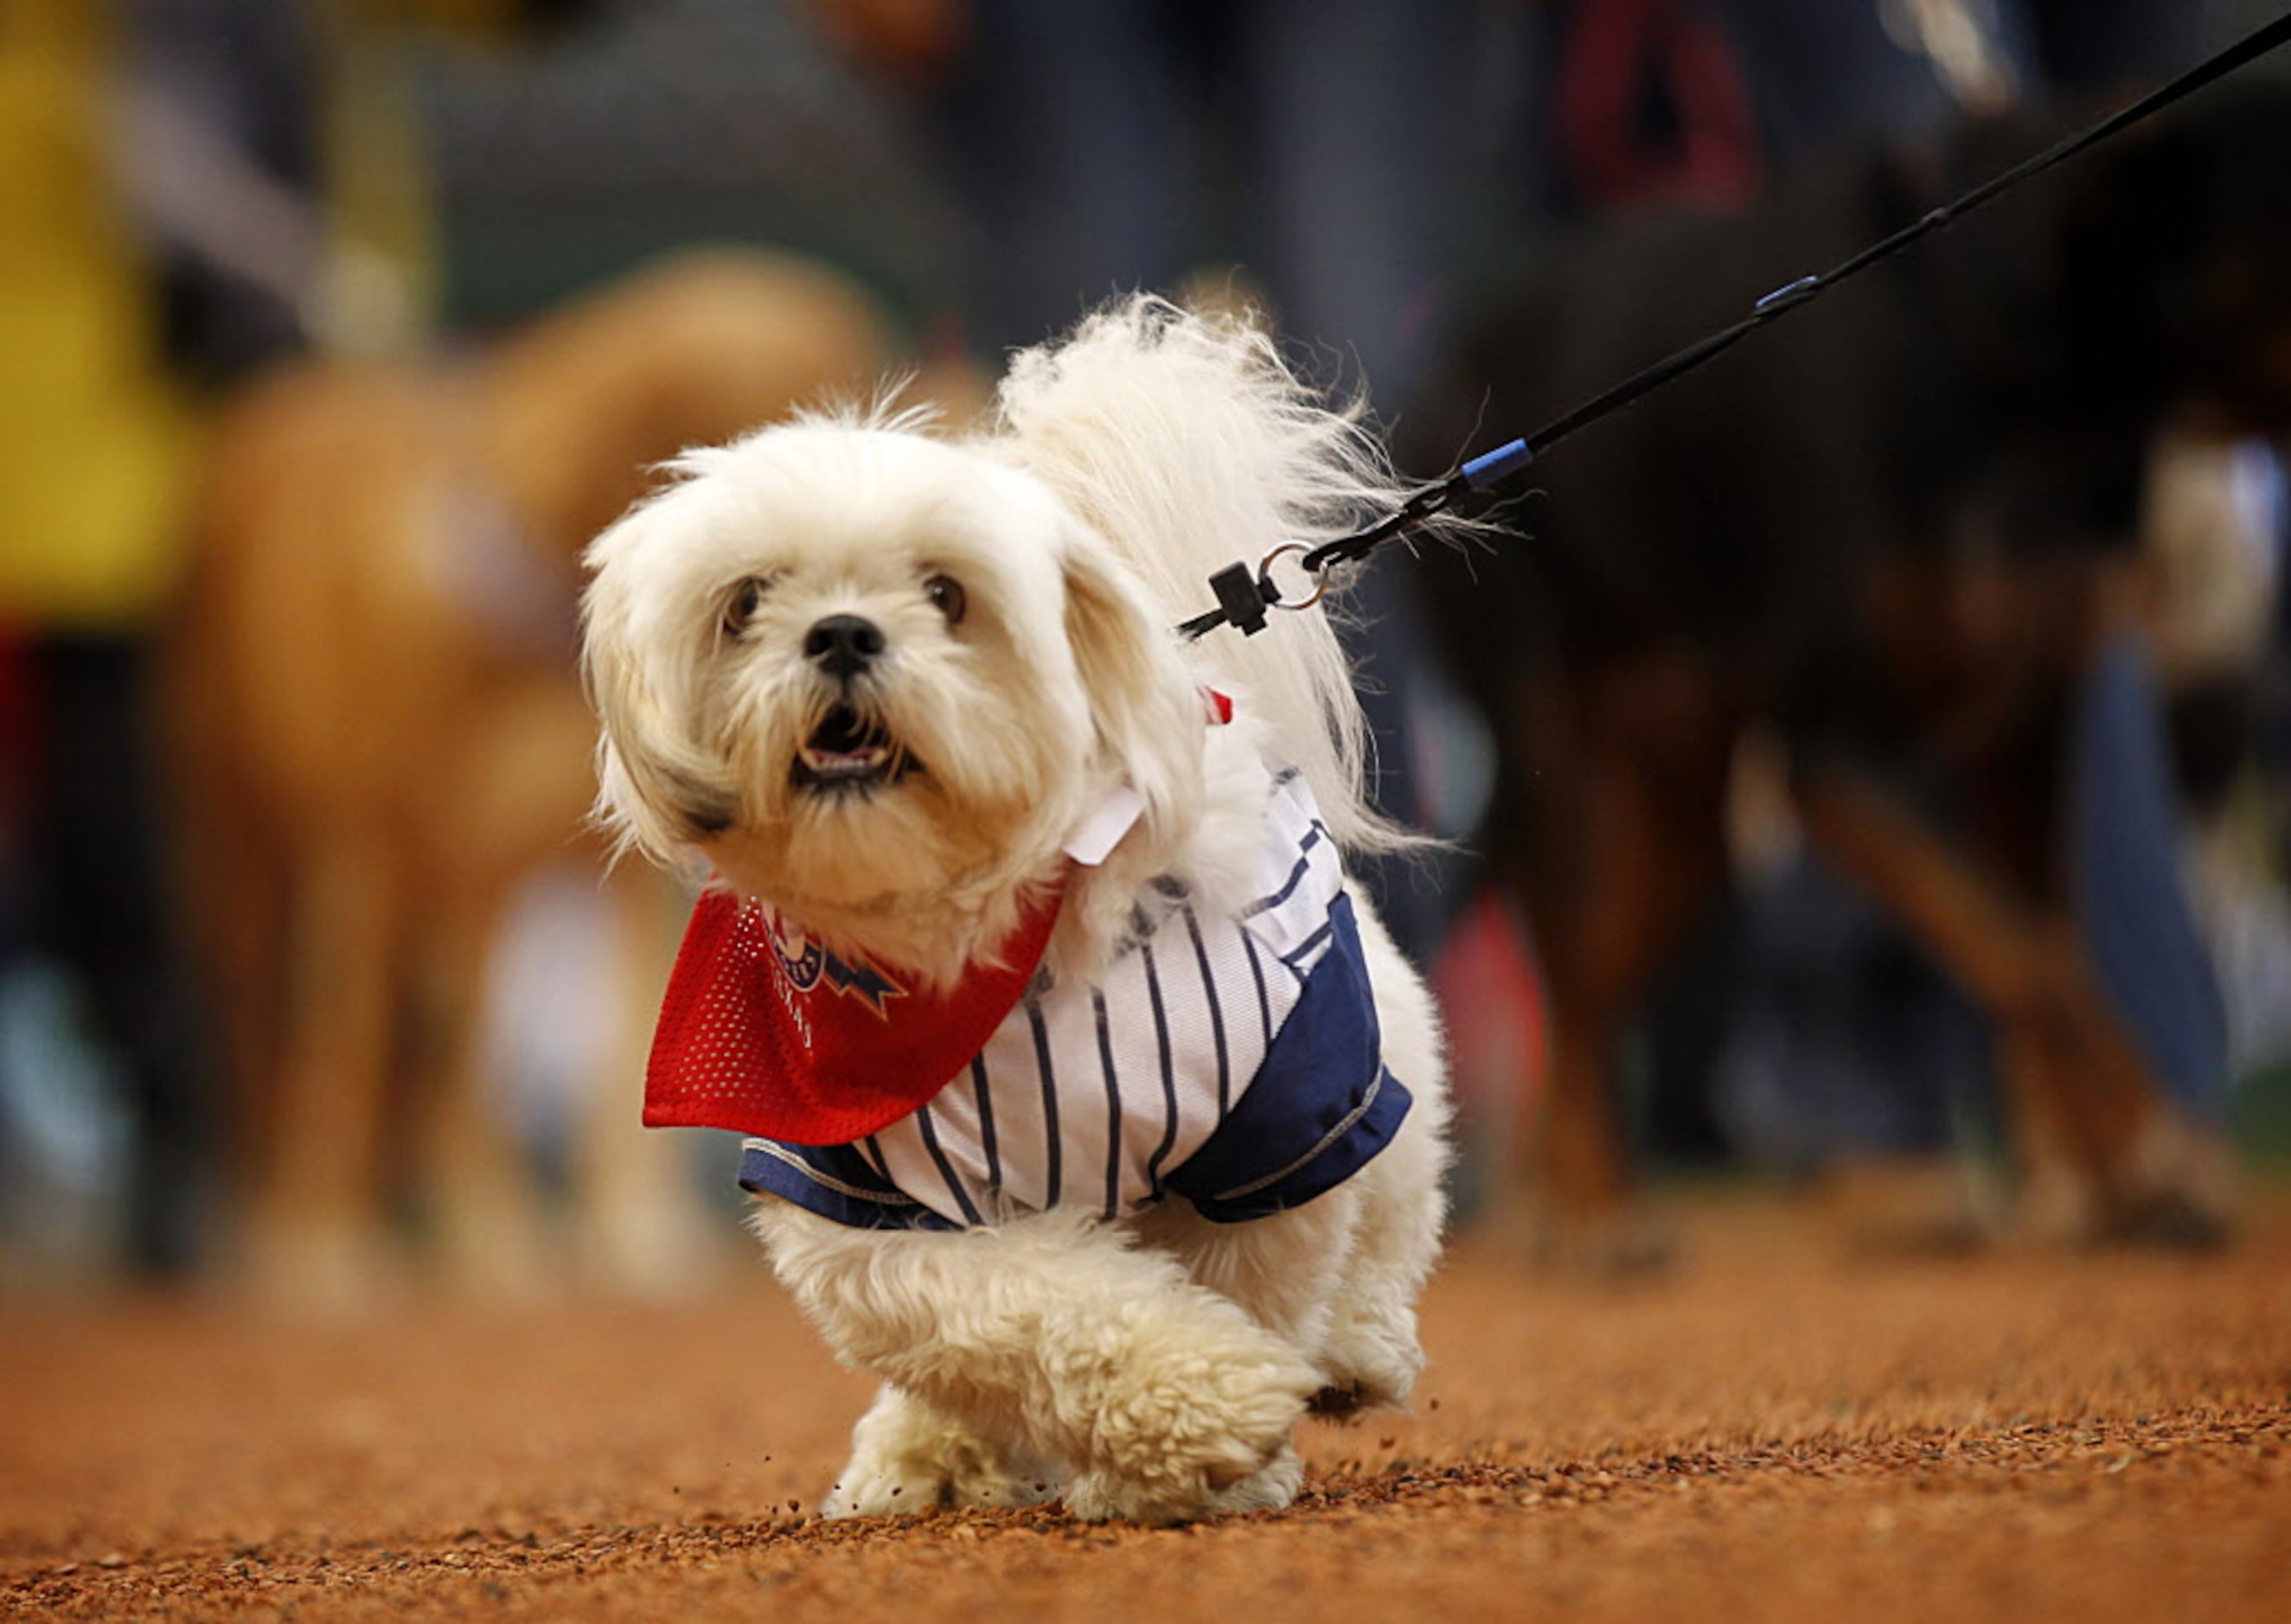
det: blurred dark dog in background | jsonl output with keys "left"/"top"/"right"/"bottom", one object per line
{"left": 1411, "top": 80, "right": 2291, "bottom": 1259}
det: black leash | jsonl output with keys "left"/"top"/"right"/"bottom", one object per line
{"left": 1179, "top": 5, "right": 2291, "bottom": 643}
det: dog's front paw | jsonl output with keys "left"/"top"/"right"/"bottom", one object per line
{"left": 1065, "top": 1438, "right": 1307, "bottom": 1525}
{"left": 825, "top": 1457, "right": 1053, "bottom": 1519}
{"left": 1059, "top": 1327, "right": 1318, "bottom": 1525}
{"left": 824, "top": 1385, "right": 1058, "bottom": 1519}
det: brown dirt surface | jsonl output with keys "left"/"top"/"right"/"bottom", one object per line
{"left": 4, "top": 1182, "right": 2288, "bottom": 1622}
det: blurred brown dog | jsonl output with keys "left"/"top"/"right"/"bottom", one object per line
{"left": 173, "top": 249, "right": 912, "bottom": 1307}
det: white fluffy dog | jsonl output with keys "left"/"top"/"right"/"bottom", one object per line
{"left": 579, "top": 298, "right": 1455, "bottom": 1524}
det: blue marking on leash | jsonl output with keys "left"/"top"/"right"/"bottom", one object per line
{"left": 1754, "top": 274, "right": 1820, "bottom": 314}
{"left": 1461, "top": 438, "right": 1534, "bottom": 492}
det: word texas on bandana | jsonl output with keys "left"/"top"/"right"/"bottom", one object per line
{"left": 642, "top": 884, "right": 1065, "bottom": 1146}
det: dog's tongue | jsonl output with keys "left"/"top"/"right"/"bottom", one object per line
{"left": 641, "top": 883, "right": 1065, "bottom": 1145}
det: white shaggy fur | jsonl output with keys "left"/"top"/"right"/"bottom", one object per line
{"left": 580, "top": 297, "right": 1457, "bottom": 1524}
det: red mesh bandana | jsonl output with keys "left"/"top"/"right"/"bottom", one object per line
{"left": 642, "top": 882, "right": 1066, "bottom": 1146}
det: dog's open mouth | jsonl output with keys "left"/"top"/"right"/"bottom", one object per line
{"left": 794, "top": 704, "right": 914, "bottom": 792}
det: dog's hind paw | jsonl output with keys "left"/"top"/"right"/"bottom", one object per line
{"left": 823, "top": 1386, "right": 1058, "bottom": 1519}
{"left": 1202, "top": 1442, "right": 1306, "bottom": 1516}
{"left": 1313, "top": 1314, "right": 1426, "bottom": 1419}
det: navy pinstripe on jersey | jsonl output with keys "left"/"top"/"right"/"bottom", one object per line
{"left": 738, "top": 767, "right": 1411, "bottom": 1228}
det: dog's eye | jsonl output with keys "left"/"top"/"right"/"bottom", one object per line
{"left": 722, "top": 576, "right": 771, "bottom": 635}
{"left": 924, "top": 573, "right": 967, "bottom": 627}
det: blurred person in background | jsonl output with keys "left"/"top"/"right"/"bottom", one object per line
{"left": 0, "top": 0, "right": 317, "bottom": 1282}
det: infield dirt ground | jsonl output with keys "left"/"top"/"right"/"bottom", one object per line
{"left": 3, "top": 1180, "right": 2288, "bottom": 1621}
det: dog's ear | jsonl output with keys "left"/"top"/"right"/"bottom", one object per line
{"left": 586, "top": 669, "right": 739, "bottom": 862}
{"left": 1059, "top": 540, "right": 1204, "bottom": 841}
{"left": 579, "top": 560, "right": 740, "bottom": 864}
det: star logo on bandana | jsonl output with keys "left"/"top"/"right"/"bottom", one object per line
{"left": 817, "top": 952, "right": 906, "bottom": 1017}
{"left": 764, "top": 911, "right": 907, "bottom": 1019}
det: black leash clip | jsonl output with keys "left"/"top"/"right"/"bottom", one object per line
{"left": 1181, "top": 546, "right": 1329, "bottom": 642}
{"left": 1178, "top": 438, "right": 1533, "bottom": 642}
{"left": 1193, "top": 560, "right": 1274, "bottom": 640}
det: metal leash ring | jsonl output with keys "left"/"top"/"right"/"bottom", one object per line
{"left": 1257, "top": 542, "right": 1328, "bottom": 614}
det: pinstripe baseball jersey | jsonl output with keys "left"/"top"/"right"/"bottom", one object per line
{"left": 738, "top": 766, "right": 1412, "bottom": 1229}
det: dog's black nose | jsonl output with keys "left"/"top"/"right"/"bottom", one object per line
{"left": 803, "top": 614, "right": 886, "bottom": 677}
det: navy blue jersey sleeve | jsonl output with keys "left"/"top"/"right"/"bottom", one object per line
{"left": 1164, "top": 895, "right": 1413, "bottom": 1222}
